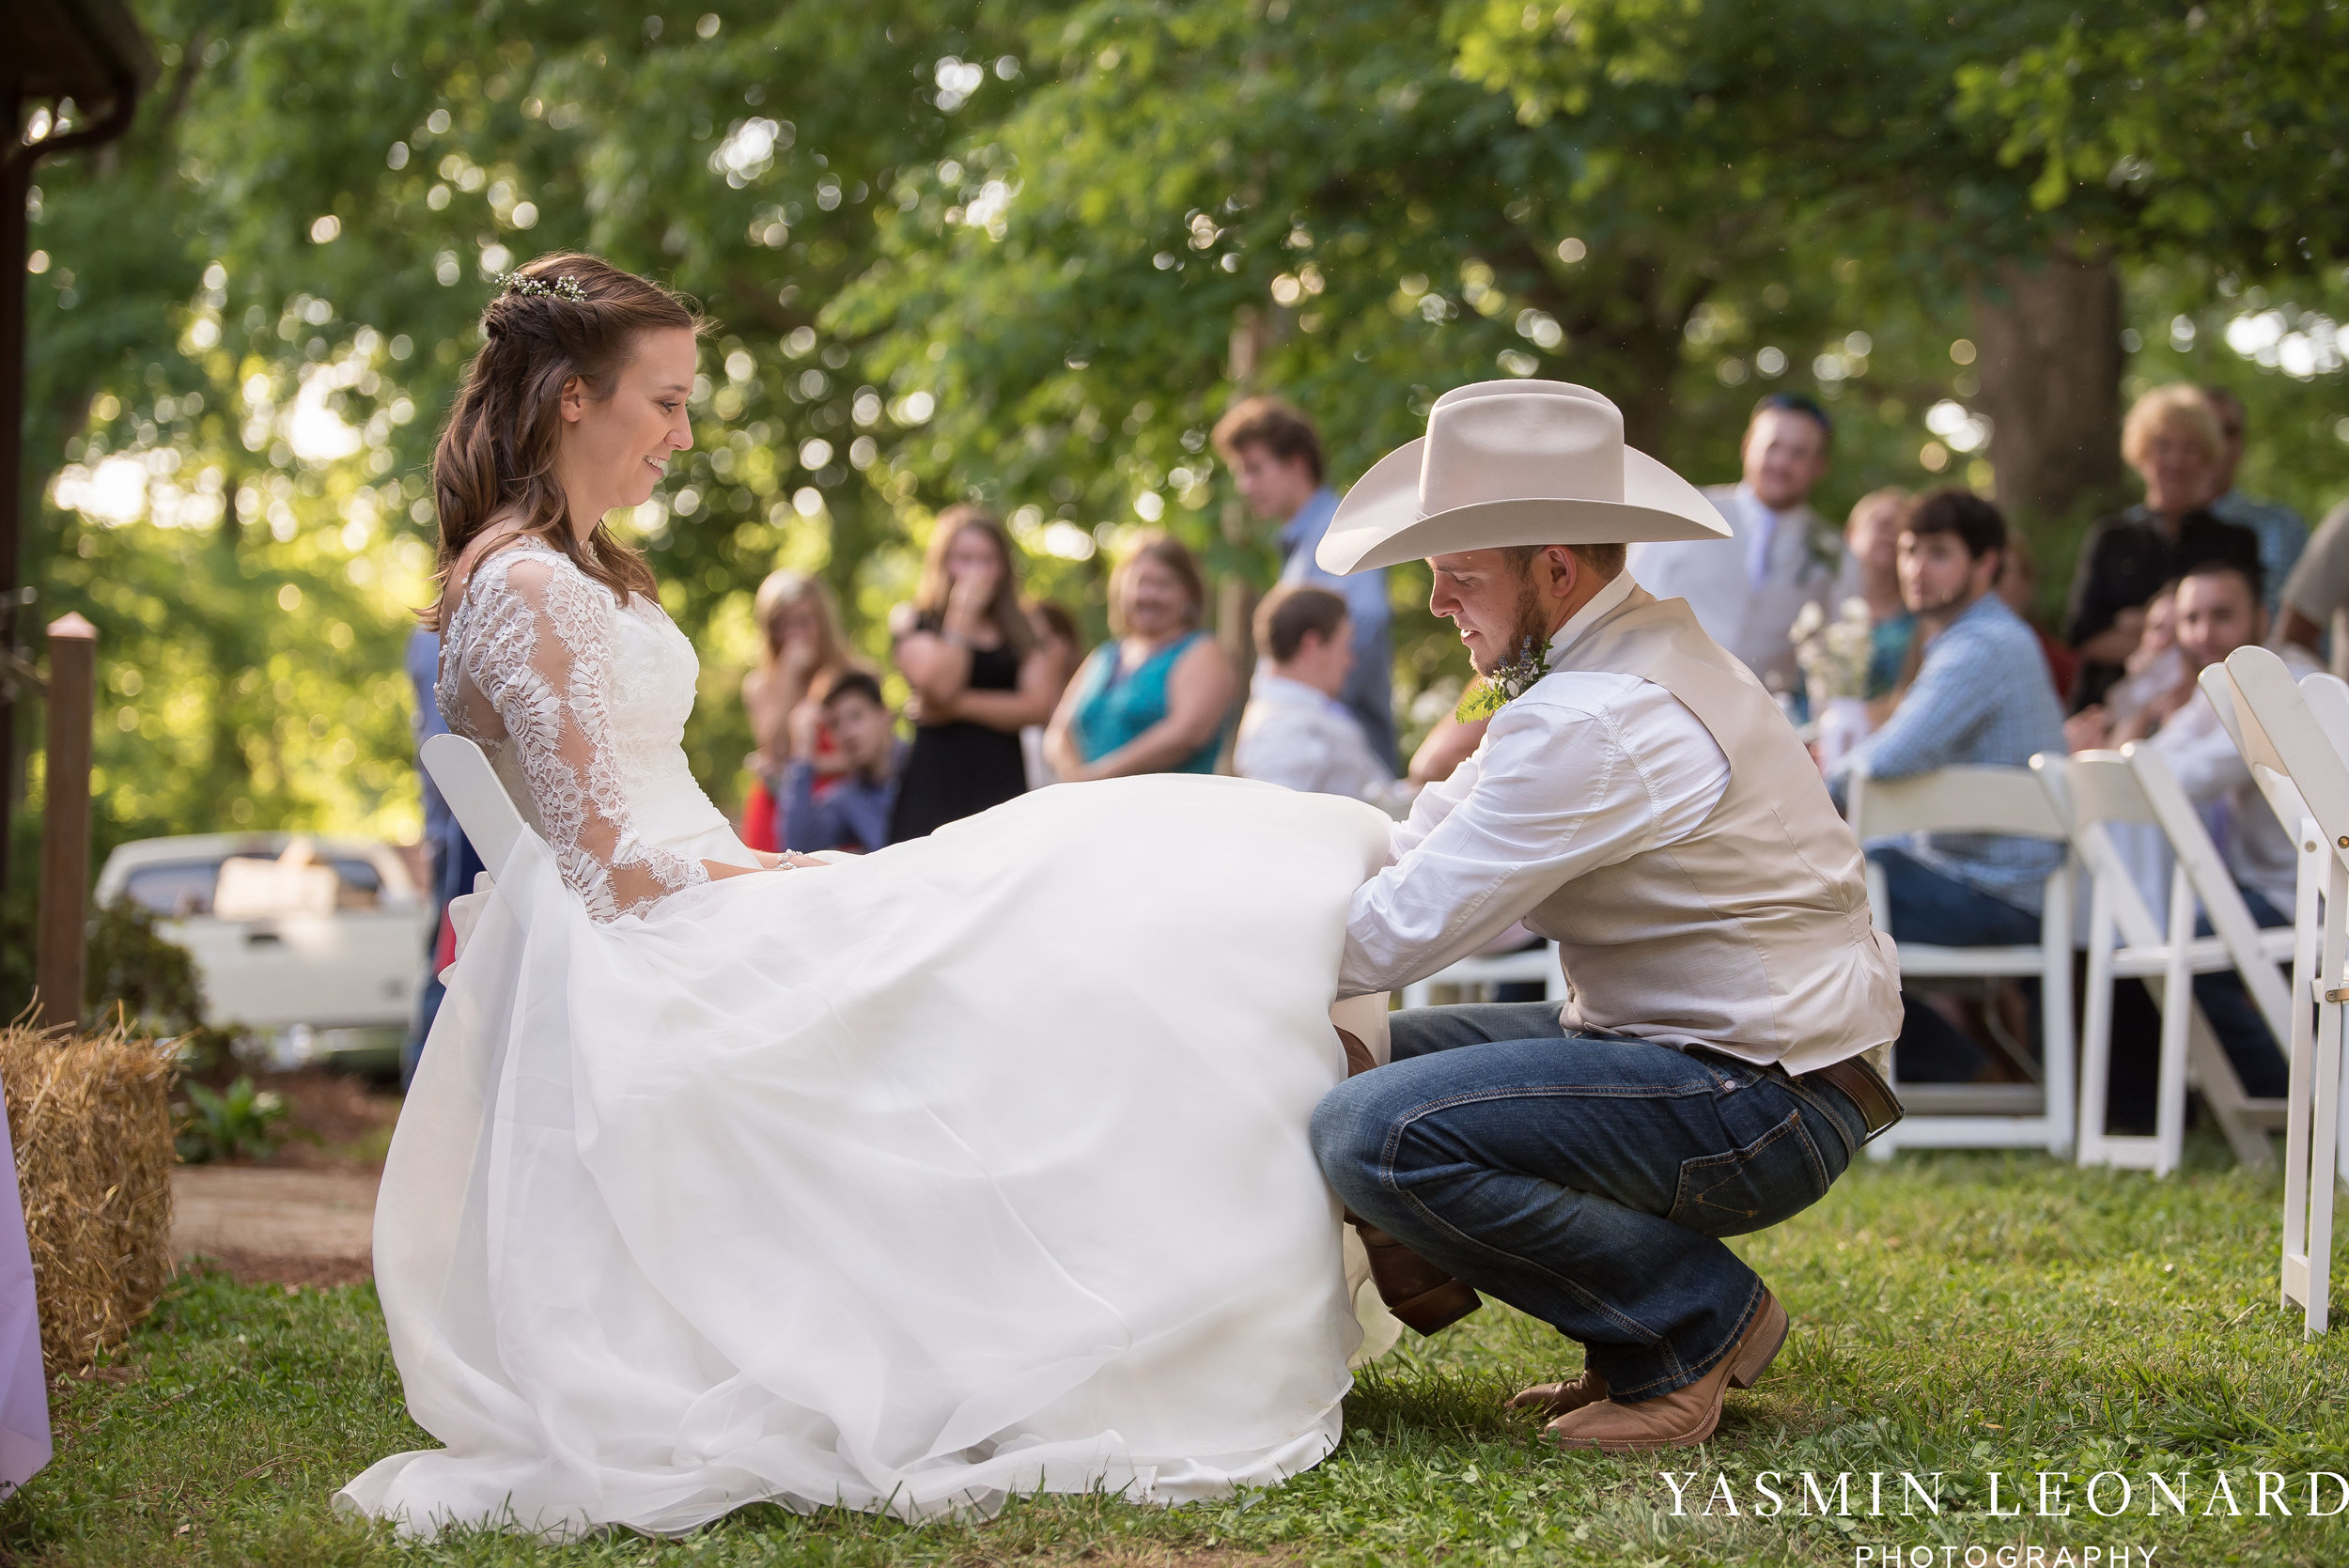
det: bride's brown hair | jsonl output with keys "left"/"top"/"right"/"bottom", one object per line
{"left": 425, "top": 252, "right": 706, "bottom": 627}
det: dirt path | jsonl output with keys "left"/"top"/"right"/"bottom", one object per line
{"left": 171, "top": 1165, "right": 379, "bottom": 1288}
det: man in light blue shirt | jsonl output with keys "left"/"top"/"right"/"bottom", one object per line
{"left": 1827, "top": 490, "right": 2067, "bottom": 1083}
{"left": 1216, "top": 396, "right": 1396, "bottom": 768}
{"left": 1828, "top": 491, "right": 2067, "bottom": 924}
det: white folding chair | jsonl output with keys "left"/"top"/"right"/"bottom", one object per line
{"left": 1398, "top": 943, "right": 1562, "bottom": 1009}
{"left": 420, "top": 734, "right": 536, "bottom": 967}
{"left": 2123, "top": 741, "right": 2295, "bottom": 1166}
{"left": 2036, "top": 750, "right": 2293, "bottom": 1175}
{"left": 1846, "top": 764, "right": 2075, "bottom": 1157}
{"left": 2218, "top": 646, "right": 2345, "bottom": 1336}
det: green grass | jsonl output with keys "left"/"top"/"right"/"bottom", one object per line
{"left": 6, "top": 1141, "right": 2347, "bottom": 1566}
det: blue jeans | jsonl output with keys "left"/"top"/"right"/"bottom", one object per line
{"left": 1311, "top": 1001, "right": 1869, "bottom": 1403}
{"left": 1869, "top": 847, "right": 2042, "bottom": 1084}
{"left": 1868, "top": 846, "right": 2040, "bottom": 946}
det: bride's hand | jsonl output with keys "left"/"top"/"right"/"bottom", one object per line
{"left": 750, "top": 850, "right": 830, "bottom": 871}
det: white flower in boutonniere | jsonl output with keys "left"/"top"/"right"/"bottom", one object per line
{"left": 1454, "top": 637, "right": 1550, "bottom": 722}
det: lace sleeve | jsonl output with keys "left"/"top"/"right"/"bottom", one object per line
{"left": 449, "top": 553, "right": 710, "bottom": 921}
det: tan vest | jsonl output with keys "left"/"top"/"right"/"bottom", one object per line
{"left": 1524, "top": 586, "right": 1900, "bottom": 1076}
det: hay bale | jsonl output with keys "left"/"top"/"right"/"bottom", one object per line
{"left": 0, "top": 1021, "right": 176, "bottom": 1374}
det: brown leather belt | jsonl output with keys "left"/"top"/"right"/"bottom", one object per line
{"left": 1800, "top": 1051, "right": 1903, "bottom": 1141}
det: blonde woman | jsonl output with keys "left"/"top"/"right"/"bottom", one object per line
{"left": 2064, "top": 384, "right": 2260, "bottom": 708}
{"left": 1841, "top": 486, "right": 1912, "bottom": 707}
{"left": 887, "top": 505, "right": 1060, "bottom": 838}
{"left": 739, "top": 569, "right": 860, "bottom": 852}
{"left": 1045, "top": 533, "right": 1235, "bottom": 780}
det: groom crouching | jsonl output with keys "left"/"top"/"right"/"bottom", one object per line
{"left": 1311, "top": 380, "right": 1903, "bottom": 1452}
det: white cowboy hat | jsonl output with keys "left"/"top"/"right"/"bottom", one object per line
{"left": 1315, "top": 380, "right": 1731, "bottom": 574}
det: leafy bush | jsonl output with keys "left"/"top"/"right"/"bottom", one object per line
{"left": 84, "top": 900, "right": 241, "bottom": 1076}
{"left": 174, "top": 1076, "right": 287, "bottom": 1165}
{"left": 85, "top": 900, "right": 206, "bottom": 1032}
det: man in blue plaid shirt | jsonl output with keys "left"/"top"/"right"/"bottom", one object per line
{"left": 1827, "top": 489, "right": 2068, "bottom": 1079}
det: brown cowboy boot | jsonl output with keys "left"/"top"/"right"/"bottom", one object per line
{"left": 1507, "top": 1365, "right": 1610, "bottom": 1419}
{"left": 1335, "top": 1028, "right": 1483, "bottom": 1336}
{"left": 1545, "top": 1289, "right": 1789, "bottom": 1451}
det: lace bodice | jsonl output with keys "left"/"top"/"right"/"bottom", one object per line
{"left": 438, "top": 540, "right": 717, "bottom": 921}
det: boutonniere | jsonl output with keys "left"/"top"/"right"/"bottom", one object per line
{"left": 1455, "top": 637, "right": 1549, "bottom": 722}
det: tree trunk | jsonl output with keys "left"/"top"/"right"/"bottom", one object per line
{"left": 1968, "top": 254, "right": 2129, "bottom": 530}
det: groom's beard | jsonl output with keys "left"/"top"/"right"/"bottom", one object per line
{"left": 1473, "top": 568, "right": 1554, "bottom": 676}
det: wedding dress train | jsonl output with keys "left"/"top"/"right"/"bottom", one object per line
{"left": 336, "top": 541, "right": 1393, "bottom": 1537}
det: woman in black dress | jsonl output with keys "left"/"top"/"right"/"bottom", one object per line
{"left": 888, "top": 506, "right": 1061, "bottom": 840}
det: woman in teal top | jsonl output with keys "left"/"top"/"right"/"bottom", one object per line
{"left": 1046, "top": 534, "right": 1237, "bottom": 780}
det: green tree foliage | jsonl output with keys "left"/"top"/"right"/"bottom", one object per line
{"left": 24, "top": 0, "right": 1040, "bottom": 860}
{"left": 18, "top": 0, "right": 2349, "bottom": 873}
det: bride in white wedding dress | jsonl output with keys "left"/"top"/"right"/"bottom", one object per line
{"left": 335, "top": 256, "right": 1393, "bottom": 1539}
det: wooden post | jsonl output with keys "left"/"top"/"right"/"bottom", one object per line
{"left": 34, "top": 613, "right": 96, "bottom": 1029}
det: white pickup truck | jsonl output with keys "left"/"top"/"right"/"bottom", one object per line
{"left": 94, "top": 833, "right": 430, "bottom": 1066}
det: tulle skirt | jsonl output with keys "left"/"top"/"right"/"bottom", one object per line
{"left": 337, "top": 774, "right": 1395, "bottom": 1538}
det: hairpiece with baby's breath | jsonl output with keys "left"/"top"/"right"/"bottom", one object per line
{"left": 495, "top": 271, "right": 589, "bottom": 303}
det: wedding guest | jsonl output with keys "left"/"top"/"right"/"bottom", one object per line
{"left": 1630, "top": 391, "right": 1859, "bottom": 700}
{"left": 1045, "top": 533, "right": 1235, "bottom": 780}
{"left": 2203, "top": 387, "right": 2307, "bottom": 611}
{"left": 1995, "top": 532, "right": 2077, "bottom": 706}
{"left": 780, "top": 673, "right": 906, "bottom": 856}
{"left": 1827, "top": 490, "right": 2066, "bottom": 1082}
{"left": 1216, "top": 396, "right": 1396, "bottom": 768}
{"left": 2065, "top": 384, "right": 2261, "bottom": 710}
{"left": 1235, "top": 583, "right": 1412, "bottom": 812}
{"left": 740, "top": 569, "right": 860, "bottom": 853}
{"left": 2277, "top": 499, "right": 2349, "bottom": 662}
{"left": 889, "top": 506, "right": 1061, "bottom": 839}
{"left": 1843, "top": 486, "right": 1913, "bottom": 708}
{"left": 2066, "top": 582, "right": 2178, "bottom": 750}
{"left": 2069, "top": 558, "right": 2304, "bottom": 1122}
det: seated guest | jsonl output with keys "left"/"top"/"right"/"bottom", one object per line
{"left": 1045, "top": 533, "right": 1236, "bottom": 780}
{"left": 2069, "top": 558, "right": 2304, "bottom": 1110}
{"left": 742, "top": 568, "right": 863, "bottom": 853}
{"left": 1236, "top": 583, "right": 1414, "bottom": 813}
{"left": 780, "top": 673, "right": 906, "bottom": 855}
{"left": 2065, "top": 384, "right": 2261, "bottom": 710}
{"left": 2277, "top": 498, "right": 2349, "bottom": 663}
{"left": 2203, "top": 387, "right": 2308, "bottom": 613}
{"left": 2077, "top": 582, "right": 2181, "bottom": 744}
{"left": 1827, "top": 490, "right": 2069, "bottom": 1081}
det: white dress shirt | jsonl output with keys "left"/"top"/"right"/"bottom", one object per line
{"left": 1340, "top": 573, "right": 1732, "bottom": 996}
{"left": 1234, "top": 672, "right": 1414, "bottom": 814}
